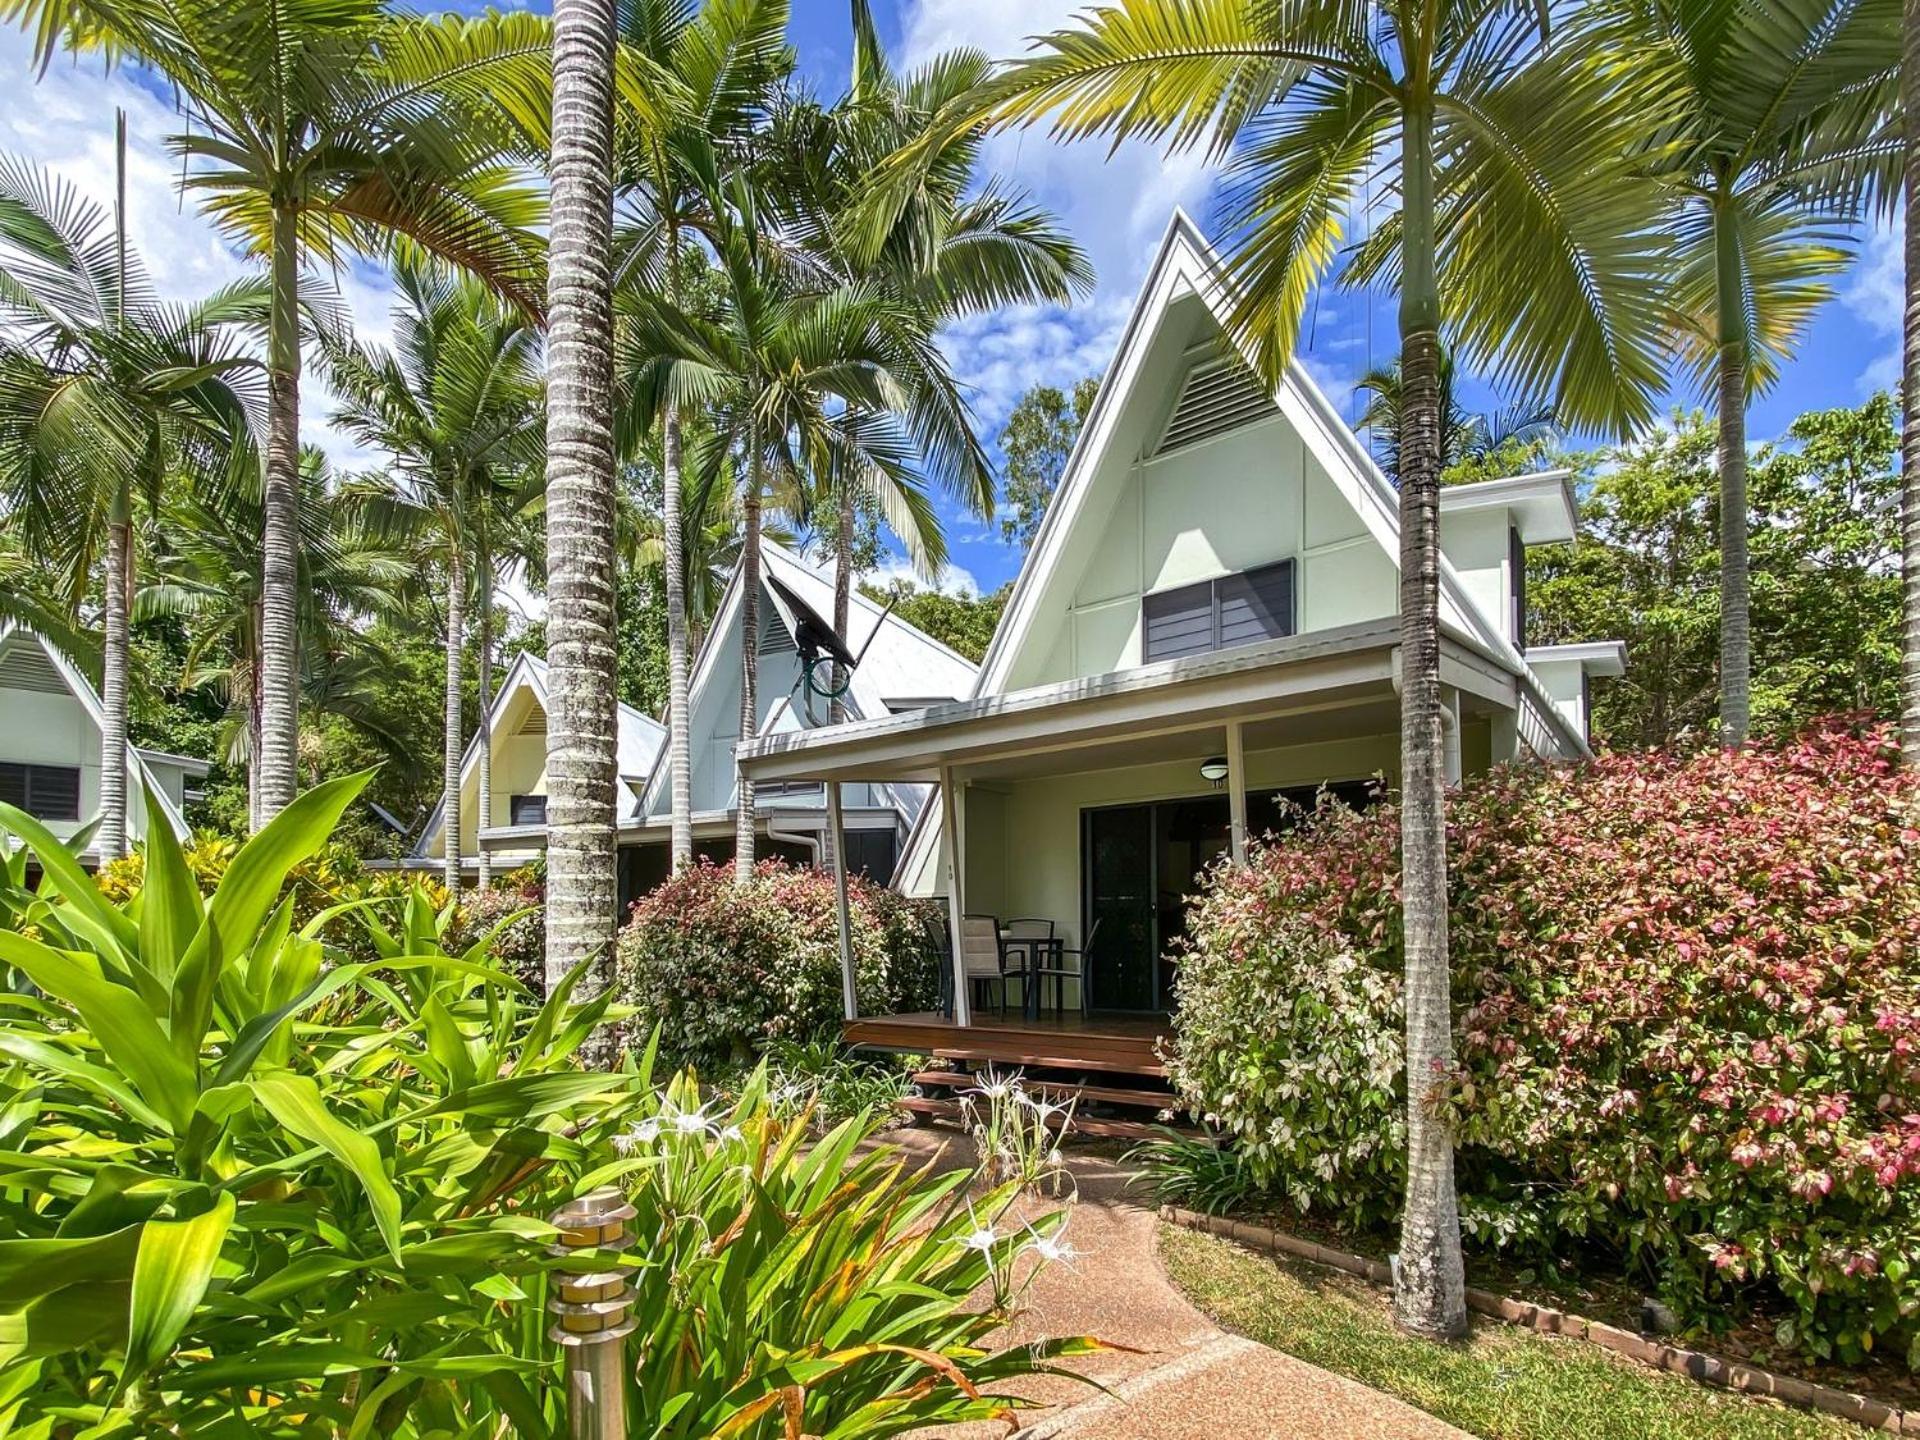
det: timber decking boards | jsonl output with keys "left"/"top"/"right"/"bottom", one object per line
{"left": 844, "top": 1013, "right": 1170, "bottom": 1078}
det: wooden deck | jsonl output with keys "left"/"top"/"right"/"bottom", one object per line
{"left": 844, "top": 1010, "right": 1171, "bottom": 1078}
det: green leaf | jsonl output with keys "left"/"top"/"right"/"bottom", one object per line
{"left": 136, "top": 789, "right": 202, "bottom": 983}
{"left": 0, "top": 801, "right": 136, "bottom": 960}
{"left": 251, "top": 1071, "right": 403, "bottom": 1262}
{"left": 204, "top": 772, "right": 371, "bottom": 957}
{"left": 0, "top": 932, "right": 197, "bottom": 1133}
{"left": 0, "top": 1223, "right": 142, "bottom": 1301}
{"left": 119, "top": 1193, "right": 234, "bottom": 1393}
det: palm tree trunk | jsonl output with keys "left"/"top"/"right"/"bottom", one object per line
{"left": 818, "top": 478, "right": 857, "bottom": 875}
{"left": 544, "top": 0, "right": 622, "bottom": 1024}
{"left": 1903, "top": 0, "right": 1920, "bottom": 764}
{"left": 735, "top": 450, "right": 762, "bottom": 884}
{"left": 1391, "top": 100, "right": 1468, "bottom": 1344}
{"left": 664, "top": 403, "right": 694, "bottom": 871}
{"left": 256, "top": 203, "right": 304, "bottom": 830}
{"left": 1713, "top": 198, "right": 1751, "bottom": 746}
{"left": 476, "top": 539, "right": 494, "bottom": 889}
{"left": 443, "top": 546, "right": 465, "bottom": 895}
{"left": 99, "top": 492, "right": 131, "bottom": 861}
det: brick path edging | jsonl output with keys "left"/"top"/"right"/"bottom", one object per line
{"left": 1159, "top": 1205, "right": 1911, "bottom": 1434}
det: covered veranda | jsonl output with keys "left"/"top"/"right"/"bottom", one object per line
{"left": 736, "top": 617, "right": 1547, "bottom": 1064}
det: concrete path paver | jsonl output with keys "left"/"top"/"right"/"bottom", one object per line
{"left": 887, "top": 1126, "right": 1469, "bottom": 1440}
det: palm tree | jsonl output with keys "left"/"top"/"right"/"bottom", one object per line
{"left": 617, "top": 0, "right": 792, "bottom": 873}
{"left": 938, "top": 0, "right": 1675, "bottom": 1338}
{"left": 1355, "top": 350, "right": 1557, "bottom": 483}
{"left": 1906, "top": 0, "right": 1920, "bottom": 765}
{"left": 324, "top": 260, "right": 544, "bottom": 893}
{"left": 0, "top": 143, "right": 255, "bottom": 858}
{"left": 1631, "top": 0, "right": 1898, "bottom": 745}
{"left": 545, "top": 0, "right": 624, "bottom": 1007}
{"left": 12, "top": 0, "right": 552, "bottom": 827}
{"left": 628, "top": 186, "right": 949, "bottom": 882}
{"left": 143, "top": 450, "right": 415, "bottom": 828}
{"left": 784, "top": 0, "right": 1090, "bottom": 774}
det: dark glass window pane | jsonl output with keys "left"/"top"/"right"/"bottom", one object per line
{"left": 1216, "top": 561, "right": 1294, "bottom": 648}
{"left": 1510, "top": 525, "right": 1527, "bottom": 649}
{"left": 0, "top": 762, "right": 25, "bottom": 809}
{"left": 509, "top": 794, "right": 547, "bottom": 826}
{"left": 1142, "top": 580, "right": 1215, "bottom": 661}
{"left": 843, "top": 828, "right": 898, "bottom": 881}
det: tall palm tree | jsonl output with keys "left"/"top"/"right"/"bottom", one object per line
{"left": 929, "top": 0, "right": 1676, "bottom": 1338}
{"left": 785, "top": 0, "right": 1090, "bottom": 803}
{"left": 1630, "top": 0, "right": 1898, "bottom": 745}
{"left": 1906, "top": 0, "right": 1920, "bottom": 764}
{"left": 324, "top": 260, "right": 544, "bottom": 893}
{"left": 546, "top": 0, "right": 624, "bottom": 1006}
{"left": 12, "top": 0, "right": 552, "bottom": 827}
{"left": 143, "top": 450, "right": 415, "bottom": 828}
{"left": 617, "top": 0, "right": 792, "bottom": 873}
{"left": 0, "top": 145, "right": 255, "bottom": 858}
{"left": 629, "top": 186, "right": 948, "bottom": 882}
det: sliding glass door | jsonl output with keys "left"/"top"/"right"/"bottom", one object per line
{"left": 1082, "top": 781, "right": 1379, "bottom": 1013}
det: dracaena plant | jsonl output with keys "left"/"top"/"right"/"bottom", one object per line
{"left": 594, "top": 1068, "right": 1102, "bottom": 1438}
{"left": 0, "top": 773, "right": 644, "bottom": 1437}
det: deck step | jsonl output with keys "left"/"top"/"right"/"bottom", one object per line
{"left": 896, "top": 1094, "right": 1172, "bottom": 1142}
{"left": 927, "top": 1045, "right": 1168, "bottom": 1079}
{"left": 910, "top": 1070, "right": 1183, "bottom": 1114}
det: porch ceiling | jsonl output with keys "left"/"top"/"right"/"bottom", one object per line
{"left": 736, "top": 618, "right": 1517, "bottom": 785}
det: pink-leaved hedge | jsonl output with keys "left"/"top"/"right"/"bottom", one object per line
{"left": 1172, "top": 721, "right": 1920, "bottom": 1365}
{"left": 616, "top": 859, "right": 944, "bottom": 1071}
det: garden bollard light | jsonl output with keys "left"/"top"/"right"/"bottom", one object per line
{"left": 549, "top": 1187, "right": 639, "bottom": 1440}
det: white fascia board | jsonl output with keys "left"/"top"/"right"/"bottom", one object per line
{"left": 1439, "top": 470, "right": 1579, "bottom": 545}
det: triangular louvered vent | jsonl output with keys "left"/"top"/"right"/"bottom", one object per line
{"left": 1156, "top": 359, "right": 1276, "bottom": 455}
{"left": 759, "top": 612, "right": 795, "bottom": 656}
{"left": 0, "top": 640, "right": 67, "bottom": 695}
{"left": 517, "top": 704, "right": 547, "bottom": 736}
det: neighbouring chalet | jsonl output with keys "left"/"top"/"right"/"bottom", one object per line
{"left": 734, "top": 212, "right": 1626, "bottom": 1094}
{"left": 0, "top": 623, "right": 208, "bottom": 862}
{"left": 412, "top": 541, "right": 977, "bottom": 910}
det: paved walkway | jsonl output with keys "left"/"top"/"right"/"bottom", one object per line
{"left": 891, "top": 1127, "right": 1469, "bottom": 1440}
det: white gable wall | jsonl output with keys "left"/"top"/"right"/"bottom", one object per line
{"left": 1440, "top": 509, "right": 1513, "bottom": 642}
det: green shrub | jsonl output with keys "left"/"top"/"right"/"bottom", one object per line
{"left": 605, "top": 1068, "right": 1098, "bottom": 1436}
{"left": 0, "top": 777, "right": 641, "bottom": 1436}
{"left": 453, "top": 873, "right": 546, "bottom": 991}
{"left": 1172, "top": 721, "right": 1920, "bottom": 1365}
{"left": 615, "top": 859, "right": 943, "bottom": 1071}
{"left": 0, "top": 791, "right": 1100, "bottom": 1436}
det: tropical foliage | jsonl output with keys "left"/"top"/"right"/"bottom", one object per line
{"left": 1172, "top": 721, "right": 1920, "bottom": 1364}
{"left": 616, "top": 858, "right": 944, "bottom": 1073}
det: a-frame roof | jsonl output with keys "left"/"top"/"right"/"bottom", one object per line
{"left": 0, "top": 622, "right": 192, "bottom": 840}
{"left": 411, "top": 649, "right": 668, "bottom": 855}
{"left": 635, "top": 538, "right": 977, "bottom": 823}
{"left": 974, "top": 209, "right": 1561, "bottom": 709}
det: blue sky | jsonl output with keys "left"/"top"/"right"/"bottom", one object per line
{"left": 0, "top": 1, "right": 1900, "bottom": 601}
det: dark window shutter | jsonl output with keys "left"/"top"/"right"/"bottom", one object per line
{"left": 1510, "top": 525, "right": 1527, "bottom": 650}
{"left": 1142, "top": 580, "right": 1216, "bottom": 662}
{"left": 510, "top": 794, "right": 547, "bottom": 826}
{"left": 1216, "top": 561, "right": 1295, "bottom": 648}
{"left": 28, "top": 765, "right": 79, "bottom": 820}
{"left": 0, "top": 763, "right": 25, "bottom": 810}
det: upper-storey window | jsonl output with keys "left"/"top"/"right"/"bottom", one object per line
{"left": 509, "top": 793, "right": 547, "bottom": 826}
{"left": 0, "top": 762, "right": 80, "bottom": 821}
{"left": 1142, "top": 560, "right": 1296, "bottom": 663}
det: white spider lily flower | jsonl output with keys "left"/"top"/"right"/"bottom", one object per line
{"left": 1023, "top": 1222, "right": 1083, "bottom": 1269}
{"left": 957, "top": 1205, "right": 1002, "bottom": 1269}
{"left": 613, "top": 1115, "right": 665, "bottom": 1153}
{"left": 964, "top": 1067, "right": 1022, "bottom": 1103}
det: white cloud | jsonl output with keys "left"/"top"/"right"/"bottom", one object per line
{"left": 0, "top": 33, "right": 399, "bottom": 469}
{"left": 1842, "top": 217, "right": 1902, "bottom": 395}
{"left": 864, "top": 553, "right": 981, "bottom": 598}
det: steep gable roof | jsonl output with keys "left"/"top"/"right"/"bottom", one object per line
{"left": 977, "top": 210, "right": 1552, "bottom": 704}
{"left": 637, "top": 539, "right": 977, "bottom": 821}
{"left": 0, "top": 623, "right": 192, "bottom": 840}
{"left": 411, "top": 650, "right": 668, "bottom": 855}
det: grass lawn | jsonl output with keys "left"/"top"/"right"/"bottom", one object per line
{"left": 1160, "top": 1223, "right": 1859, "bottom": 1440}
